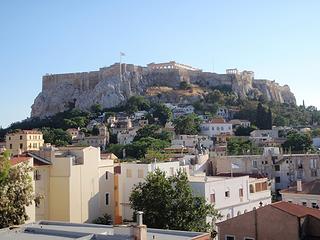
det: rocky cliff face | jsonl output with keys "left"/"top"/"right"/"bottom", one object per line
{"left": 31, "top": 62, "right": 296, "bottom": 118}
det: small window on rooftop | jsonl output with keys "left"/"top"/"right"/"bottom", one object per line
{"left": 225, "top": 191, "right": 230, "bottom": 198}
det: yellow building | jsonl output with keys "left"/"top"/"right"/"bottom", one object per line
{"left": 6, "top": 130, "right": 44, "bottom": 155}
{"left": 27, "top": 145, "right": 115, "bottom": 223}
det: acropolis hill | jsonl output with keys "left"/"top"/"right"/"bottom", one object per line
{"left": 31, "top": 61, "right": 296, "bottom": 118}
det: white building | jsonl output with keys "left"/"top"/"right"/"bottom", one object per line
{"left": 172, "top": 135, "right": 214, "bottom": 150}
{"left": 118, "top": 161, "right": 188, "bottom": 221}
{"left": 200, "top": 118, "right": 233, "bottom": 138}
{"left": 173, "top": 105, "right": 195, "bottom": 118}
{"left": 281, "top": 179, "right": 320, "bottom": 209}
{"left": 250, "top": 129, "right": 279, "bottom": 139}
{"left": 189, "top": 175, "right": 272, "bottom": 223}
{"left": 117, "top": 129, "right": 138, "bottom": 145}
{"left": 229, "top": 119, "right": 251, "bottom": 128}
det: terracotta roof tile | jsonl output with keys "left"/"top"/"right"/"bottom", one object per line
{"left": 272, "top": 201, "right": 320, "bottom": 219}
{"left": 10, "top": 155, "right": 32, "bottom": 165}
{"left": 280, "top": 179, "right": 320, "bottom": 195}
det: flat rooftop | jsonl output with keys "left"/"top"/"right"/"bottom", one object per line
{"left": 0, "top": 221, "right": 208, "bottom": 240}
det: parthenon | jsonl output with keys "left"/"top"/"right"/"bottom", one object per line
{"left": 147, "top": 61, "right": 202, "bottom": 72}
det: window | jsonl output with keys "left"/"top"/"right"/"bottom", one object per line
{"left": 105, "top": 171, "right": 108, "bottom": 180}
{"left": 210, "top": 194, "right": 215, "bottom": 204}
{"left": 9, "top": 137, "right": 11, "bottom": 140}
{"left": 33, "top": 143, "right": 37, "bottom": 148}
{"left": 20, "top": 135, "right": 23, "bottom": 140}
{"left": 225, "top": 235, "right": 234, "bottom": 240}
{"left": 105, "top": 193, "right": 110, "bottom": 205}
{"left": 225, "top": 191, "right": 230, "bottom": 198}
{"left": 138, "top": 169, "right": 144, "bottom": 178}
{"left": 312, "top": 202, "right": 318, "bottom": 209}
{"left": 126, "top": 169, "right": 132, "bottom": 178}
{"left": 19, "top": 143, "right": 23, "bottom": 149}
{"left": 310, "top": 159, "right": 317, "bottom": 169}
{"left": 239, "top": 188, "right": 244, "bottom": 197}
{"left": 274, "top": 165, "right": 280, "bottom": 171}
{"left": 302, "top": 202, "right": 307, "bottom": 207}
{"left": 252, "top": 160, "right": 257, "bottom": 168}
{"left": 34, "top": 170, "right": 41, "bottom": 181}
{"left": 244, "top": 238, "right": 255, "bottom": 240}
{"left": 288, "top": 201, "right": 292, "bottom": 203}
{"left": 250, "top": 184, "right": 254, "bottom": 193}
{"left": 275, "top": 176, "right": 281, "bottom": 183}
{"left": 9, "top": 144, "right": 12, "bottom": 149}
{"left": 311, "top": 169, "right": 317, "bottom": 177}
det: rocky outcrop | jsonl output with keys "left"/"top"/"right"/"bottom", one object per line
{"left": 31, "top": 62, "right": 296, "bottom": 118}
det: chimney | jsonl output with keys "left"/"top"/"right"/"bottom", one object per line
{"left": 297, "top": 179, "right": 302, "bottom": 192}
{"left": 133, "top": 211, "right": 147, "bottom": 240}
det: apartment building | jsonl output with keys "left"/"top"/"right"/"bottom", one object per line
{"left": 189, "top": 175, "right": 271, "bottom": 223}
{"left": 28, "top": 145, "right": 115, "bottom": 223}
{"left": 200, "top": 118, "right": 233, "bottom": 138}
{"left": 171, "top": 134, "right": 214, "bottom": 149}
{"left": 6, "top": 130, "right": 44, "bottom": 155}
{"left": 211, "top": 148, "right": 320, "bottom": 194}
{"left": 116, "top": 161, "right": 187, "bottom": 221}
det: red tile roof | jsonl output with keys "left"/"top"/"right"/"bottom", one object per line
{"left": 272, "top": 201, "right": 320, "bottom": 219}
{"left": 209, "top": 118, "right": 226, "bottom": 124}
{"left": 10, "top": 155, "right": 32, "bottom": 165}
{"left": 280, "top": 180, "right": 320, "bottom": 195}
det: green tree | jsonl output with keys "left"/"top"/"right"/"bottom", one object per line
{"left": 234, "top": 126, "right": 256, "bottom": 136}
{"left": 107, "top": 144, "right": 125, "bottom": 158}
{"left": 173, "top": 114, "right": 201, "bottom": 135}
{"left": 130, "top": 169, "right": 220, "bottom": 232}
{"left": 151, "top": 103, "right": 172, "bottom": 126}
{"left": 282, "top": 131, "right": 313, "bottom": 153}
{"left": 0, "top": 157, "right": 34, "bottom": 228}
{"left": 125, "top": 137, "right": 170, "bottom": 159}
{"left": 179, "top": 81, "right": 192, "bottom": 90}
{"left": 125, "top": 96, "right": 151, "bottom": 113}
{"left": 227, "top": 138, "right": 260, "bottom": 155}
{"left": 42, "top": 128, "right": 72, "bottom": 146}
{"left": 134, "top": 125, "right": 172, "bottom": 142}
{"left": 0, "top": 151, "right": 10, "bottom": 184}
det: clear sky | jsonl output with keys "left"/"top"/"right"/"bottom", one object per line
{"left": 1, "top": 0, "right": 319, "bottom": 127}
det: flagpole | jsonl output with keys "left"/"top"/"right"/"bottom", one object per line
{"left": 119, "top": 53, "right": 122, "bottom": 82}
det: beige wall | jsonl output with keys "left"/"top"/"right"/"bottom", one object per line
{"left": 25, "top": 158, "right": 36, "bottom": 224}
{"left": 98, "top": 159, "right": 115, "bottom": 219}
{"left": 6, "top": 132, "right": 44, "bottom": 155}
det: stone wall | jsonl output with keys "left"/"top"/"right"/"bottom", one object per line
{"left": 31, "top": 62, "right": 296, "bottom": 118}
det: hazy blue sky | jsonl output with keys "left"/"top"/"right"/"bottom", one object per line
{"left": 1, "top": 0, "right": 319, "bottom": 127}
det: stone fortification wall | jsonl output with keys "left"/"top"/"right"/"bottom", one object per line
{"left": 31, "top": 62, "right": 296, "bottom": 118}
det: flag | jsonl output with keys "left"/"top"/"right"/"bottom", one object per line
{"left": 231, "top": 163, "right": 240, "bottom": 169}
{"left": 120, "top": 52, "right": 126, "bottom": 56}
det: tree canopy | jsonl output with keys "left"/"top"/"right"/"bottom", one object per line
{"left": 174, "top": 114, "right": 201, "bottom": 135}
{"left": 130, "top": 169, "right": 221, "bottom": 232}
{"left": 227, "top": 138, "right": 261, "bottom": 155}
{"left": 282, "top": 131, "right": 313, "bottom": 153}
{"left": 0, "top": 153, "right": 34, "bottom": 228}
